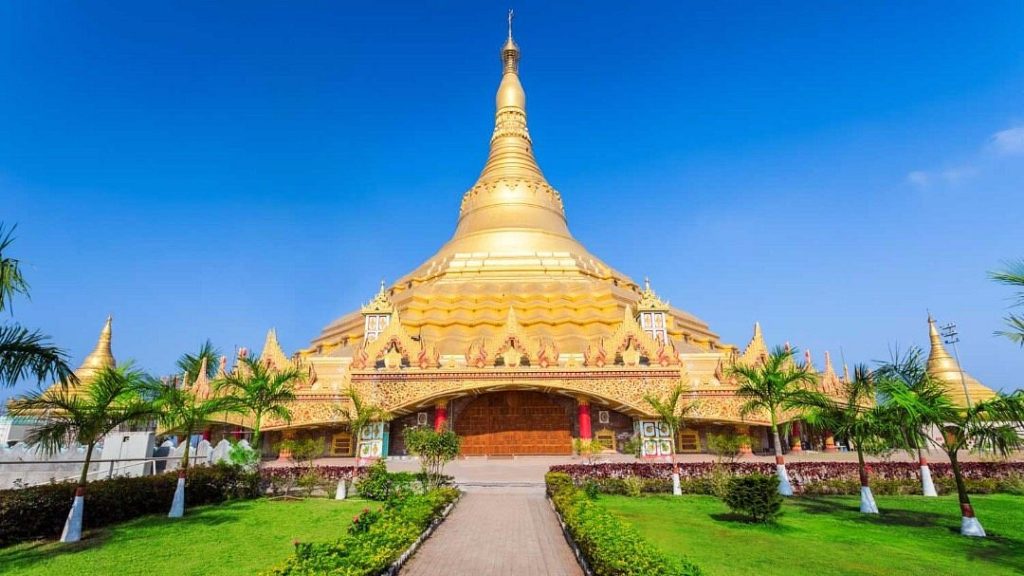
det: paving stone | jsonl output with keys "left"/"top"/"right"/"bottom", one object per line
{"left": 401, "top": 492, "right": 583, "bottom": 576}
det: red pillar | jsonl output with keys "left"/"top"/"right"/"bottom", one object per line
{"left": 790, "top": 421, "right": 803, "bottom": 453}
{"left": 434, "top": 401, "right": 448, "bottom": 432}
{"left": 577, "top": 397, "right": 592, "bottom": 440}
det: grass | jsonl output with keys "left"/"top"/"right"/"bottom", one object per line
{"left": 0, "top": 498, "right": 378, "bottom": 576}
{"left": 598, "top": 493, "right": 1024, "bottom": 576}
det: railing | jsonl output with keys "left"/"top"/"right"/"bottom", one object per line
{"left": 1, "top": 455, "right": 212, "bottom": 487}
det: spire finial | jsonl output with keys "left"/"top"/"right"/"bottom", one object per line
{"left": 507, "top": 9, "right": 514, "bottom": 40}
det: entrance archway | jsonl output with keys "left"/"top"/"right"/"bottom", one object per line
{"left": 454, "top": 390, "right": 573, "bottom": 455}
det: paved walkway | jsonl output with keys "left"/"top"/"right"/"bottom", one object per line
{"left": 401, "top": 491, "right": 583, "bottom": 576}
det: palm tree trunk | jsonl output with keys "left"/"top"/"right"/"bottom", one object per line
{"left": 856, "top": 443, "right": 878, "bottom": 513}
{"left": 251, "top": 413, "right": 262, "bottom": 465}
{"left": 62, "top": 442, "right": 94, "bottom": 543}
{"left": 670, "top": 438, "right": 681, "bottom": 496}
{"left": 917, "top": 445, "right": 937, "bottom": 497}
{"left": 949, "top": 450, "right": 985, "bottom": 537}
{"left": 771, "top": 422, "right": 793, "bottom": 496}
{"left": 169, "top": 429, "right": 191, "bottom": 518}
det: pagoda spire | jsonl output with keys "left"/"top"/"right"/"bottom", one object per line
{"left": 450, "top": 13, "right": 570, "bottom": 242}
{"left": 76, "top": 315, "right": 116, "bottom": 383}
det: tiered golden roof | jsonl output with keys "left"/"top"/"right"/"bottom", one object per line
{"left": 310, "top": 26, "right": 719, "bottom": 359}
{"left": 926, "top": 315, "right": 997, "bottom": 407}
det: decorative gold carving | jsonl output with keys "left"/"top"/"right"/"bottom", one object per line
{"left": 351, "top": 310, "right": 439, "bottom": 370}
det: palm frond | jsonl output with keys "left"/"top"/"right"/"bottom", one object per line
{"left": 0, "top": 223, "right": 30, "bottom": 314}
{"left": 995, "top": 314, "right": 1024, "bottom": 347}
{"left": 0, "top": 323, "right": 77, "bottom": 388}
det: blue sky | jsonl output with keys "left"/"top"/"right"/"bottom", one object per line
{"left": 3, "top": 2, "right": 1023, "bottom": 403}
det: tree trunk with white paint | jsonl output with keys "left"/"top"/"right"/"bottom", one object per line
{"left": 918, "top": 451, "right": 938, "bottom": 497}
{"left": 335, "top": 478, "right": 348, "bottom": 500}
{"left": 61, "top": 486, "right": 85, "bottom": 543}
{"left": 168, "top": 470, "right": 186, "bottom": 518}
{"left": 772, "top": 424, "right": 793, "bottom": 496}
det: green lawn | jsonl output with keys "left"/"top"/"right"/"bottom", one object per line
{"left": 599, "top": 494, "right": 1024, "bottom": 576}
{"left": 0, "top": 498, "right": 377, "bottom": 576}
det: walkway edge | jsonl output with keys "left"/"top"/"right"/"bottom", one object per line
{"left": 386, "top": 492, "right": 461, "bottom": 576}
{"left": 547, "top": 496, "right": 594, "bottom": 576}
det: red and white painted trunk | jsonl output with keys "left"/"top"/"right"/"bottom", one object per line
{"left": 168, "top": 470, "right": 186, "bottom": 518}
{"left": 335, "top": 478, "right": 348, "bottom": 500}
{"left": 859, "top": 469, "right": 878, "bottom": 513}
{"left": 671, "top": 473, "right": 681, "bottom": 496}
{"left": 61, "top": 487, "right": 85, "bottom": 543}
{"left": 776, "top": 456, "right": 793, "bottom": 496}
{"left": 960, "top": 503, "right": 986, "bottom": 537}
{"left": 919, "top": 456, "right": 938, "bottom": 497}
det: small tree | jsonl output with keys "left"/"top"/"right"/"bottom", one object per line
{"left": 883, "top": 376, "right": 1024, "bottom": 537}
{"left": 151, "top": 368, "right": 237, "bottom": 518}
{"left": 215, "top": 355, "right": 301, "bottom": 460}
{"left": 802, "top": 364, "right": 893, "bottom": 514}
{"left": 874, "top": 346, "right": 942, "bottom": 496}
{"left": 644, "top": 384, "right": 698, "bottom": 496}
{"left": 8, "top": 364, "right": 158, "bottom": 542}
{"left": 723, "top": 473, "right": 783, "bottom": 524}
{"left": 706, "top": 433, "right": 744, "bottom": 464}
{"left": 279, "top": 437, "right": 326, "bottom": 498}
{"left": 404, "top": 425, "right": 461, "bottom": 491}
{"left": 729, "top": 346, "right": 818, "bottom": 496}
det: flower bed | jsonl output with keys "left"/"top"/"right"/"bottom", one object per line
{"left": 265, "top": 487, "right": 459, "bottom": 576}
{"left": 0, "top": 464, "right": 261, "bottom": 547}
{"left": 546, "top": 472, "right": 703, "bottom": 576}
{"left": 550, "top": 462, "right": 1024, "bottom": 496}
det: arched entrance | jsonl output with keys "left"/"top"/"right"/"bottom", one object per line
{"left": 454, "top": 390, "right": 573, "bottom": 455}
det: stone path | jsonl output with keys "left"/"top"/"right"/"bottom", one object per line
{"left": 401, "top": 491, "right": 583, "bottom": 576}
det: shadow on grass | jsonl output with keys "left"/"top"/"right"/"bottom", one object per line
{"left": 0, "top": 500, "right": 256, "bottom": 572}
{"left": 707, "top": 512, "right": 794, "bottom": 533}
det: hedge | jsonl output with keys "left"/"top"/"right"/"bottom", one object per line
{"left": 0, "top": 463, "right": 261, "bottom": 547}
{"left": 546, "top": 472, "right": 703, "bottom": 576}
{"left": 266, "top": 487, "right": 459, "bottom": 576}
{"left": 550, "top": 462, "right": 1024, "bottom": 496}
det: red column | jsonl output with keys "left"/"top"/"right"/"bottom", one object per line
{"left": 577, "top": 397, "right": 592, "bottom": 440}
{"left": 434, "top": 401, "right": 448, "bottom": 431}
{"left": 790, "top": 421, "right": 803, "bottom": 453}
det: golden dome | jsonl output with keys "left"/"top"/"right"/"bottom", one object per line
{"left": 926, "top": 315, "right": 996, "bottom": 407}
{"left": 310, "top": 27, "right": 720, "bottom": 356}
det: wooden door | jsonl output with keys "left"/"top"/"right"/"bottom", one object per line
{"left": 455, "top": 391, "right": 572, "bottom": 455}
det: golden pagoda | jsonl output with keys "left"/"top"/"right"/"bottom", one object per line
{"left": 211, "top": 22, "right": 843, "bottom": 459}
{"left": 926, "top": 315, "right": 997, "bottom": 407}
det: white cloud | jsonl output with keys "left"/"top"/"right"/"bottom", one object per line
{"left": 989, "top": 125, "right": 1024, "bottom": 156}
{"left": 908, "top": 123, "right": 1022, "bottom": 189}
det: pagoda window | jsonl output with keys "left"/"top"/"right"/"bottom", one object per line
{"left": 638, "top": 311, "right": 668, "bottom": 345}
{"left": 364, "top": 314, "right": 390, "bottom": 343}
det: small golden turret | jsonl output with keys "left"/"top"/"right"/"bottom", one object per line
{"left": 926, "top": 315, "right": 996, "bottom": 407}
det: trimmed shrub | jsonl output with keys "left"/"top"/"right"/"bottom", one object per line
{"left": 0, "top": 464, "right": 261, "bottom": 547}
{"left": 545, "top": 472, "right": 573, "bottom": 496}
{"left": 550, "top": 462, "right": 1024, "bottom": 496}
{"left": 267, "top": 488, "right": 459, "bottom": 576}
{"left": 723, "top": 473, "right": 782, "bottom": 523}
{"left": 547, "top": 480, "right": 703, "bottom": 576}
{"left": 354, "top": 460, "right": 420, "bottom": 501}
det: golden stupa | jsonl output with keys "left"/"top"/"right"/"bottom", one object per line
{"left": 926, "top": 316, "right": 997, "bottom": 407}
{"left": 199, "top": 22, "right": 1000, "bottom": 458}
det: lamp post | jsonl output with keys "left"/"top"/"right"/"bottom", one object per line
{"left": 940, "top": 322, "right": 972, "bottom": 408}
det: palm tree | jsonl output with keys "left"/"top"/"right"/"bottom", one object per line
{"left": 175, "top": 340, "right": 220, "bottom": 387}
{"left": 215, "top": 355, "right": 301, "bottom": 460}
{"left": 729, "top": 345, "right": 818, "bottom": 496}
{"left": 0, "top": 223, "right": 76, "bottom": 389}
{"left": 151, "top": 365, "right": 238, "bottom": 518}
{"left": 874, "top": 346, "right": 941, "bottom": 496}
{"left": 991, "top": 260, "right": 1024, "bottom": 346}
{"left": 883, "top": 373, "right": 1024, "bottom": 537}
{"left": 803, "top": 364, "right": 894, "bottom": 513}
{"left": 7, "top": 364, "right": 158, "bottom": 542}
{"left": 644, "top": 384, "right": 698, "bottom": 496}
